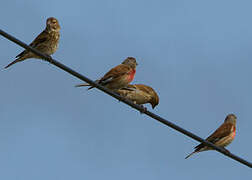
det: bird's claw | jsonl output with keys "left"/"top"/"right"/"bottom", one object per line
{"left": 139, "top": 105, "right": 147, "bottom": 114}
{"left": 223, "top": 148, "right": 230, "bottom": 154}
{"left": 45, "top": 55, "right": 53, "bottom": 64}
{"left": 114, "top": 92, "right": 121, "bottom": 102}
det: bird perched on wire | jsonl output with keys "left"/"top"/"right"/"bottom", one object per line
{"left": 5, "top": 17, "right": 60, "bottom": 69}
{"left": 115, "top": 84, "right": 159, "bottom": 109}
{"left": 75, "top": 57, "right": 138, "bottom": 90}
{"left": 185, "top": 114, "right": 237, "bottom": 159}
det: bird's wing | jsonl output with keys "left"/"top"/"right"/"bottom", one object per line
{"left": 205, "top": 123, "right": 234, "bottom": 143}
{"left": 16, "top": 30, "right": 49, "bottom": 58}
{"left": 120, "top": 85, "right": 137, "bottom": 91}
{"left": 134, "top": 84, "right": 154, "bottom": 94}
{"left": 135, "top": 84, "right": 159, "bottom": 101}
{"left": 194, "top": 123, "right": 234, "bottom": 150}
{"left": 99, "top": 64, "right": 131, "bottom": 85}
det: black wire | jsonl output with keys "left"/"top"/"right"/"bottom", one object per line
{"left": 0, "top": 29, "right": 251, "bottom": 168}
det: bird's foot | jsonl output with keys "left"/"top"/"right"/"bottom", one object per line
{"left": 139, "top": 105, "right": 147, "bottom": 114}
{"left": 114, "top": 92, "right": 121, "bottom": 102}
{"left": 223, "top": 148, "right": 231, "bottom": 154}
{"left": 45, "top": 55, "right": 53, "bottom": 64}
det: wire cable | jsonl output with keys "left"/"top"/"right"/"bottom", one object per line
{"left": 0, "top": 29, "right": 251, "bottom": 168}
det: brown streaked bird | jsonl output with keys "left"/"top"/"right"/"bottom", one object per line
{"left": 115, "top": 84, "right": 159, "bottom": 109}
{"left": 75, "top": 57, "right": 138, "bottom": 90}
{"left": 5, "top": 17, "right": 60, "bottom": 69}
{"left": 185, "top": 114, "right": 237, "bottom": 159}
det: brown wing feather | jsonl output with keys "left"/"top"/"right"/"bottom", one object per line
{"left": 120, "top": 84, "right": 137, "bottom": 91}
{"left": 16, "top": 30, "right": 49, "bottom": 58}
{"left": 99, "top": 64, "right": 131, "bottom": 84}
{"left": 29, "top": 30, "right": 49, "bottom": 48}
{"left": 134, "top": 84, "right": 154, "bottom": 94}
{"left": 195, "top": 123, "right": 233, "bottom": 150}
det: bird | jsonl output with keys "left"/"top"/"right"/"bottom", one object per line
{"left": 185, "top": 114, "right": 237, "bottom": 159}
{"left": 5, "top": 17, "right": 60, "bottom": 69}
{"left": 75, "top": 57, "right": 138, "bottom": 90}
{"left": 115, "top": 84, "right": 159, "bottom": 109}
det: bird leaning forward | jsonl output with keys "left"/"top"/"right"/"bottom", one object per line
{"left": 115, "top": 84, "right": 159, "bottom": 109}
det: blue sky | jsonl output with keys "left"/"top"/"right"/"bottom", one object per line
{"left": 0, "top": 0, "right": 252, "bottom": 179}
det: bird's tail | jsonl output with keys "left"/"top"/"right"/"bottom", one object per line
{"left": 75, "top": 80, "right": 100, "bottom": 90}
{"left": 4, "top": 58, "right": 23, "bottom": 69}
{"left": 185, "top": 151, "right": 197, "bottom": 159}
{"left": 75, "top": 83, "right": 95, "bottom": 90}
{"left": 75, "top": 83, "right": 90, "bottom": 87}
